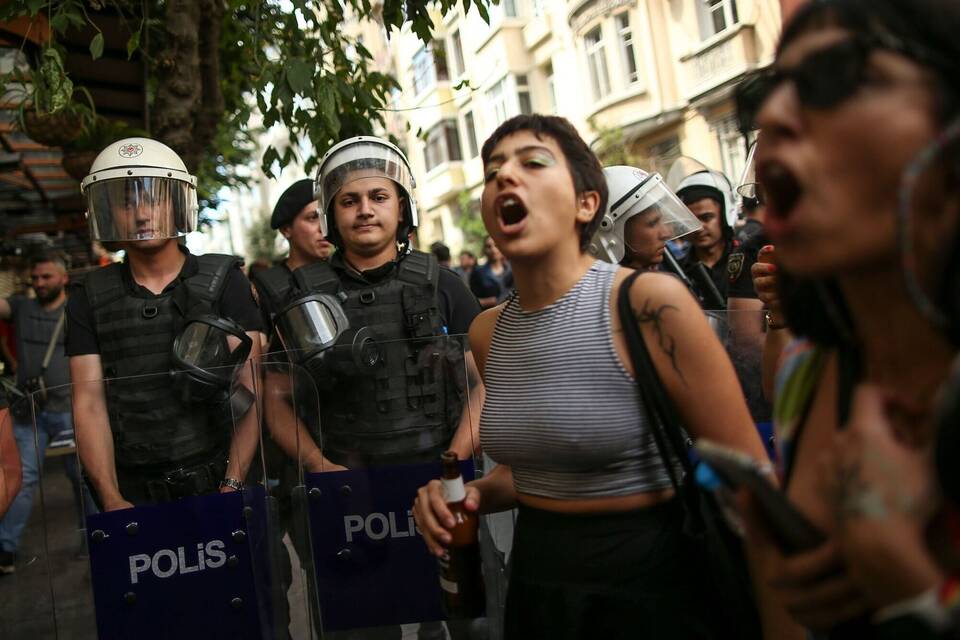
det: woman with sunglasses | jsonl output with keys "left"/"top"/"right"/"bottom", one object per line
{"left": 412, "top": 114, "right": 793, "bottom": 638}
{"left": 735, "top": 0, "right": 960, "bottom": 636}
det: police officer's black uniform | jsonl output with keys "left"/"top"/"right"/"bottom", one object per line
{"left": 254, "top": 249, "right": 480, "bottom": 468}
{"left": 66, "top": 246, "right": 263, "bottom": 504}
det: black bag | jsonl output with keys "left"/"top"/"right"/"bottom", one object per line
{"left": 10, "top": 376, "right": 47, "bottom": 422}
{"left": 618, "top": 270, "right": 763, "bottom": 640}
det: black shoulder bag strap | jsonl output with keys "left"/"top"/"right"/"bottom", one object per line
{"left": 618, "top": 270, "right": 763, "bottom": 640}
{"left": 616, "top": 270, "right": 695, "bottom": 499}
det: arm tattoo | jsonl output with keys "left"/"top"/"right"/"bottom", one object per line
{"left": 635, "top": 300, "right": 686, "bottom": 385}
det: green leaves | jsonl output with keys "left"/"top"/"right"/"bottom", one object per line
{"left": 261, "top": 145, "right": 280, "bottom": 176}
{"left": 89, "top": 33, "right": 104, "bottom": 60}
{"left": 285, "top": 59, "right": 313, "bottom": 94}
{"left": 36, "top": 48, "right": 73, "bottom": 114}
{"left": 126, "top": 28, "right": 141, "bottom": 60}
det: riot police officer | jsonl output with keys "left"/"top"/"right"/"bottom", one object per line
{"left": 590, "top": 165, "right": 701, "bottom": 272}
{"left": 254, "top": 136, "right": 481, "bottom": 471}
{"left": 67, "top": 137, "right": 264, "bottom": 510}
{"left": 676, "top": 169, "right": 740, "bottom": 309}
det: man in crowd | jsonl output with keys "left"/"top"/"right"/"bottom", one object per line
{"left": 470, "top": 236, "right": 513, "bottom": 309}
{"left": 0, "top": 252, "right": 89, "bottom": 574}
{"left": 430, "top": 241, "right": 453, "bottom": 269}
{"left": 676, "top": 169, "right": 740, "bottom": 309}
{"left": 68, "top": 137, "right": 263, "bottom": 511}
{"left": 455, "top": 249, "right": 476, "bottom": 284}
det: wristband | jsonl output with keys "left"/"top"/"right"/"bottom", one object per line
{"left": 219, "top": 477, "right": 243, "bottom": 491}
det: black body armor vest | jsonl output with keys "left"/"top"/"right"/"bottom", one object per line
{"left": 85, "top": 254, "right": 239, "bottom": 468}
{"left": 253, "top": 251, "right": 465, "bottom": 464}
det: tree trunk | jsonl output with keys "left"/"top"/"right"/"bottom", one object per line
{"left": 151, "top": 0, "right": 224, "bottom": 173}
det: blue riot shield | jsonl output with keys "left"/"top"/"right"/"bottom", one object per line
{"left": 1, "top": 356, "right": 298, "bottom": 640}
{"left": 269, "top": 334, "right": 510, "bottom": 639}
{"left": 707, "top": 309, "right": 776, "bottom": 459}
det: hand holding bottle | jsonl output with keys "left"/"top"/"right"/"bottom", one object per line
{"left": 413, "top": 459, "right": 482, "bottom": 558}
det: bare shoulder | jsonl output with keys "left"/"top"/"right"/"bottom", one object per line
{"left": 468, "top": 303, "right": 505, "bottom": 377}
{"left": 625, "top": 270, "right": 695, "bottom": 308}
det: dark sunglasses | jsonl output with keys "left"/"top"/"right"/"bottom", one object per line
{"left": 735, "top": 33, "right": 955, "bottom": 135}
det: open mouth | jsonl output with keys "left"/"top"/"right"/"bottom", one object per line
{"left": 497, "top": 195, "right": 528, "bottom": 227}
{"left": 758, "top": 162, "right": 803, "bottom": 221}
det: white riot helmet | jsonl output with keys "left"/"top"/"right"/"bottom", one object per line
{"left": 80, "top": 137, "right": 198, "bottom": 242}
{"left": 315, "top": 136, "right": 418, "bottom": 251}
{"left": 589, "top": 166, "right": 701, "bottom": 264}
{"left": 675, "top": 169, "right": 737, "bottom": 233}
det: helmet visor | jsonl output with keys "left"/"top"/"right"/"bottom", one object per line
{"left": 316, "top": 141, "right": 414, "bottom": 216}
{"left": 593, "top": 173, "right": 702, "bottom": 264}
{"left": 85, "top": 177, "right": 198, "bottom": 242}
{"left": 620, "top": 178, "right": 701, "bottom": 262}
{"left": 275, "top": 296, "right": 348, "bottom": 357}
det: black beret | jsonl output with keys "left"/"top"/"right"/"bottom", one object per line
{"left": 270, "top": 179, "right": 316, "bottom": 229}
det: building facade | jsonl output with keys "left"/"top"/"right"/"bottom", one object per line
{"left": 369, "top": 0, "right": 781, "bottom": 253}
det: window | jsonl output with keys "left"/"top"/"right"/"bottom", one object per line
{"left": 713, "top": 116, "right": 747, "bottom": 189}
{"left": 516, "top": 74, "right": 532, "bottom": 115}
{"left": 463, "top": 110, "right": 479, "bottom": 158}
{"left": 530, "top": 0, "right": 548, "bottom": 18}
{"left": 544, "top": 62, "right": 558, "bottom": 113}
{"left": 411, "top": 44, "right": 449, "bottom": 95}
{"left": 584, "top": 26, "right": 611, "bottom": 101}
{"left": 615, "top": 13, "right": 640, "bottom": 85}
{"left": 503, "top": 0, "right": 518, "bottom": 18}
{"left": 423, "top": 120, "right": 463, "bottom": 172}
{"left": 699, "top": 0, "right": 739, "bottom": 39}
{"left": 450, "top": 30, "right": 465, "bottom": 77}
{"left": 487, "top": 77, "right": 509, "bottom": 127}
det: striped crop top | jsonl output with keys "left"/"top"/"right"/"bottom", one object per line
{"left": 479, "top": 260, "right": 675, "bottom": 500}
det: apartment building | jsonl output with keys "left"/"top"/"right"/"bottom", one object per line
{"left": 367, "top": 0, "right": 782, "bottom": 252}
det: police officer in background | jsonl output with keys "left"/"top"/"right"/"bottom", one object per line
{"left": 253, "top": 179, "right": 333, "bottom": 352}
{"left": 676, "top": 169, "right": 740, "bottom": 309}
{"left": 589, "top": 165, "right": 701, "bottom": 273}
{"left": 67, "top": 138, "right": 264, "bottom": 510}
{"left": 273, "top": 178, "right": 335, "bottom": 269}
{"left": 256, "top": 136, "right": 482, "bottom": 472}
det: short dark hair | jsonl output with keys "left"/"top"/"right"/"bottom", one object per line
{"left": 481, "top": 115, "right": 608, "bottom": 251}
{"left": 29, "top": 251, "right": 67, "bottom": 271}
{"left": 459, "top": 250, "right": 476, "bottom": 259}
{"left": 429, "top": 241, "right": 451, "bottom": 263}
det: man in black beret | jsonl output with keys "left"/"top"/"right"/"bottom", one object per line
{"left": 252, "top": 178, "right": 335, "bottom": 634}
{"left": 271, "top": 178, "right": 334, "bottom": 271}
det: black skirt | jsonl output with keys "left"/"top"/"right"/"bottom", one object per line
{"left": 504, "top": 499, "right": 718, "bottom": 640}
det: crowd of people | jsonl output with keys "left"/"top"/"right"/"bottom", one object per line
{"left": 0, "top": 0, "right": 958, "bottom": 638}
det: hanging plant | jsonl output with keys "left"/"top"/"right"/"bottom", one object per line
{"left": 13, "top": 47, "right": 96, "bottom": 147}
